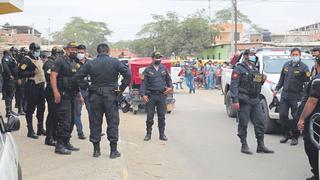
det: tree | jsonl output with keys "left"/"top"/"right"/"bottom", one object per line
{"left": 51, "top": 17, "right": 112, "bottom": 55}
{"left": 131, "top": 10, "right": 217, "bottom": 57}
{"left": 213, "top": 8, "right": 264, "bottom": 33}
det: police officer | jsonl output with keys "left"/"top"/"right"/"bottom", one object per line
{"left": 15, "top": 47, "right": 28, "bottom": 115}
{"left": 72, "top": 43, "right": 131, "bottom": 158}
{"left": 2, "top": 48, "right": 18, "bottom": 117}
{"left": 51, "top": 42, "right": 82, "bottom": 155}
{"left": 140, "top": 52, "right": 173, "bottom": 142}
{"left": 73, "top": 44, "right": 90, "bottom": 140}
{"left": 19, "top": 43, "right": 46, "bottom": 139}
{"left": 230, "top": 49, "right": 274, "bottom": 155}
{"left": 297, "top": 55, "right": 320, "bottom": 180}
{"left": 42, "top": 47, "right": 62, "bottom": 146}
{"left": 274, "top": 48, "right": 310, "bottom": 146}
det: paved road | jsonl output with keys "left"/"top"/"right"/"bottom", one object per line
{"left": 12, "top": 89, "right": 311, "bottom": 180}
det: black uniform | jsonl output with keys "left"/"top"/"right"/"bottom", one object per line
{"left": 140, "top": 64, "right": 172, "bottom": 138}
{"left": 15, "top": 53, "right": 27, "bottom": 114}
{"left": 1, "top": 54, "right": 18, "bottom": 117}
{"left": 230, "top": 62, "right": 265, "bottom": 140}
{"left": 300, "top": 74, "right": 320, "bottom": 178}
{"left": 43, "top": 56, "right": 57, "bottom": 144}
{"left": 51, "top": 55, "right": 80, "bottom": 146}
{"left": 19, "top": 54, "right": 46, "bottom": 135}
{"left": 275, "top": 61, "right": 310, "bottom": 140}
{"left": 72, "top": 54, "right": 131, "bottom": 147}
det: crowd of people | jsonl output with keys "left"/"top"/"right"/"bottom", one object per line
{"left": 175, "top": 60, "right": 228, "bottom": 94}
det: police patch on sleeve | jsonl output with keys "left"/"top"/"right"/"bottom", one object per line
{"left": 20, "top": 64, "right": 27, "bottom": 70}
{"left": 306, "top": 72, "right": 311, "bottom": 78}
{"left": 231, "top": 71, "right": 240, "bottom": 80}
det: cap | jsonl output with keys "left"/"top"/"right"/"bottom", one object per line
{"left": 66, "top": 42, "right": 78, "bottom": 49}
{"left": 311, "top": 47, "right": 320, "bottom": 52}
{"left": 243, "top": 48, "right": 257, "bottom": 55}
{"left": 152, "top": 51, "right": 163, "bottom": 59}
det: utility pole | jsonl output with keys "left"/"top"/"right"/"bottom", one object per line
{"left": 234, "top": 0, "right": 238, "bottom": 54}
{"left": 48, "top": 18, "right": 51, "bottom": 48}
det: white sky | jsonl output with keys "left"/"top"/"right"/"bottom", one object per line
{"left": 0, "top": 0, "right": 319, "bottom": 42}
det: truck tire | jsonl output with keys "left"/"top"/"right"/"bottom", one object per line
{"left": 226, "top": 91, "right": 237, "bottom": 118}
{"left": 18, "top": 163, "right": 22, "bottom": 180}
{"left": 260, "top": 99, "right": 277, "bottom": 134}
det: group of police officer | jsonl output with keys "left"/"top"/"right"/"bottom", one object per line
{"left": 1, "top": 42, "right": 173, "bottom": 159}
{"left": 231, "top": 47, "right": 320, "bottom": 180}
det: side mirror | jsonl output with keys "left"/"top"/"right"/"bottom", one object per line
{"left": 5, "top": 114, "right": 20, "bottom": 132}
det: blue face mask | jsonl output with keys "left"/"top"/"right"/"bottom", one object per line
{"left": 248, "top": 55, "right": 256, "bottom": 63}
{"left": 292, "top": 56, "right": 300, "bottom": 63}
{"left": 33, "top": 51, "right": 41, "bottom": 58}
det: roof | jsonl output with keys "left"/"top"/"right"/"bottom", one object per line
{"left": 129, "top": 57, "right": 171, "bottom": 65}
{"left": 1, "top": 25, "right": 41, "bottom": 35}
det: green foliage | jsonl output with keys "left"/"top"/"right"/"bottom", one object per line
{"left": 213, "top": 8, "right": 264, "bottom": 33}
{"left": 130, "top": 10, "right": 217, "bottom": 57}
{"left": 51, "top": 17, "right": 112, "bottom": 55}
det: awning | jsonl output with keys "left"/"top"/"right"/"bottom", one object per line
{"left": 0, "top": 0, "right": 24, "bottom": 15}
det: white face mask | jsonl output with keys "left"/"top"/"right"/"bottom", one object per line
{"left": 77, "top": 53, "right": 85, "bottom": 60}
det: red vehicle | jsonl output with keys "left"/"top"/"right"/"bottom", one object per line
{"left": 128, "top": 57, "right": 175, "bottom": 114}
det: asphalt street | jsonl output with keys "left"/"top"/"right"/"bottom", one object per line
{"left": 11, "top": 89, "right": 311, "bottom": 180}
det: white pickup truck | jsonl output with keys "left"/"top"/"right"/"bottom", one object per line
{"left": 221, "top": 49, "right": 314, "bottom": 133}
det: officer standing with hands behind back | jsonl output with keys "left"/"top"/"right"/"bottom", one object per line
{"left": 230, "top": 49, "right": 274, "bottom": 155}
{"left": 72, "top": 43, "right": 131, "bottom": 159}
{"left": 140, "top": 52, "right": 173, "bottom": 142}
{"left": 274, "top": 48, "right": 310, "bottom": 146}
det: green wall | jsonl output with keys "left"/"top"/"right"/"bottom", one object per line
{"left": 198, "top": 44, "right": 230, "bottom": 60}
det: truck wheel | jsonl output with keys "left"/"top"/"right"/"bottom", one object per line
{"left": 18, "top": 163, "right": 22, "bottom": 180}
{"left": 226, "top": 91, "right": 237, "bottom": 118}
{"left": 260, "top": 99, "right": 277, "bottom": 134}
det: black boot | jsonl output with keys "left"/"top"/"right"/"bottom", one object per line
{"left": 239, "top": 136, "right": 253, "bottom": 155}
{"left": 290, "top": 138, "right": 299, "bottom": 146}
{"left": 257, "top": 138, "right": 275, "bottom": 154}
{"left": 64, "top": 140, "right": 80, "bottom": 151}
{"left": 93, "top": 142, "right": 101, "bottom": 158}
{"left": 37, "top": 128, "right": 47, "bottom": 136}
{"left": 306, "top": 175, "right": 319, "bottom": 180}
{"left": 159, "top": 127, "right": 168, "bottom": 141}
{"left": 45, "top": 136, "right": 56, "bottom": 146}
{"left": 110, "top": 143, "right": 121, "bottom": 159}
{"left": 144, "top": 128, "right": 152, "bottom": 141}
{"left": 280, "top": 133, "right": 291, "bottom": 144}
{"left": 27, "top": 126, "right": 39, "bottom": 139}
{"left": 55, "top": 139, "right": 71, "bottom": 155}
{"left": 5, "top": 100, "right": 11, "bottom": 118}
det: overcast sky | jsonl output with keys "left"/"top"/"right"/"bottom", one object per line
{"left": 0, "top": 0, "right": 319, "bottom": 42}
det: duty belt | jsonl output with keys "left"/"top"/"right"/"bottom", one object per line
{"left": 148, "top": 90, "right": 164, "bottom": 95}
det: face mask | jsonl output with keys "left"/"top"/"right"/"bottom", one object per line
{"left": 248, "top": 55, "right": 256, "bottom": 63}
{"left": 33, "top": 51, "right": 41, "bottom": 58}
{"left": 154, "top": 60, "right": 161, "bottom": 65}
{"left": 292, "top": 56, "right": 300, "bottom": 63}
{"left": 69, "top": 52, "right": 77, "bottom": 60}
{"left": 77, "top": 53, "right": 85, "bottom": 60}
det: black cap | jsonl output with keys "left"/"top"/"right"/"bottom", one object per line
{"left": 311, "top": 47, "right": 320, "bottom": 52}
{"left": 29, "top": 42, "right": 41, "bottom": 51}
{"left": 66, "top": 42, "right": 78, "bottom": 49}
{"left": 152, "top": 51, "right": 163, "bottom": 59}
{"left": 243, "top": 48, "right": 256, "bottom": 55}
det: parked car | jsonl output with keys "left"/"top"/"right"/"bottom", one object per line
{"left": 221, "top": 48, "right": 314, "bottom": 133}
{"left": 0, "top": 114, "right": 22, "bottom": 180}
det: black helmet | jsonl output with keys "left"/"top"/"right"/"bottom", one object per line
{"left": 9, "top": 46, "right": 18, "bottom": 53}
{"left": 20, "top": 47, "right": 28, "bottom": 54}
{"left": 29, "top": 42, "right": 40, "bottom": 51}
